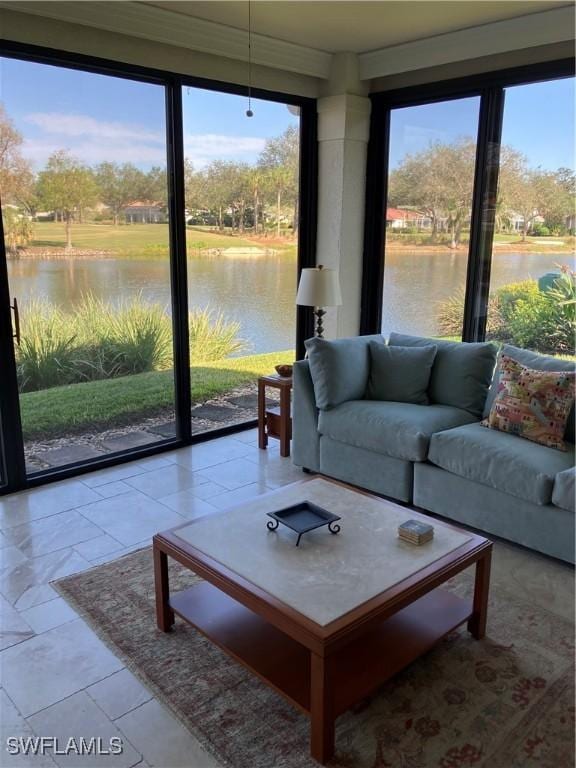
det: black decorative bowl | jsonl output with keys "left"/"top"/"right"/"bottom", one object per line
{"left": 266, "top": 501, "right": 341, "bottom": 547}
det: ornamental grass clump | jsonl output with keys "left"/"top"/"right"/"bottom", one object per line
{"left": 16, "top": 295, "right": 245, "bottom": 392}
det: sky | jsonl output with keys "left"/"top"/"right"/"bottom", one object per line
{"left": 389, "top": 77, "right": 575, "bottom": 171}
{"left": 0, "top": 57, "right": 299, "bottom": 171}
{"left": 0, "top": 57, "right": 573, "bottom": 175}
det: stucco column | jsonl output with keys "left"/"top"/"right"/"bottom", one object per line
{"left": 316, "top": 85, "right": 371, "bottom": 338}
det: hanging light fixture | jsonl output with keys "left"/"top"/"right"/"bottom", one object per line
{"left": 246, "top": 0, "right": 254, "bottom": 117}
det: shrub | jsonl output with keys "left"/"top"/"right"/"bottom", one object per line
{"left": 436, "top": 271, "right": 576, "bottom": 356}
{"left": 16, "top": 296, "right": 246, "bottom": 392}
{"left": 529, "top": 224, "right": 551, "bottom": 237}
{"left": 189, "top": 308, "right": 246, "bottom": 361}
{"left": 17, "top": 301, "right": 79, "bottom": 391}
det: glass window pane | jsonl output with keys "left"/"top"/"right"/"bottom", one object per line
{"left": 182, "top": 87, "right": 299, "bottom": 435}
{"left": 487, "top": 78, "right": 575, "bottom": 356}
{"left": 0, "top": 57, "right": 176, "bottom": 474}
{"left": 382, "top": 97, "right": 481, "bottom": 339}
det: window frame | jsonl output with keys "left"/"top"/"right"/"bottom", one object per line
{"left": 0, "top": 39, "right": 317, "bottom": 494}
{"left": 361, "top": 58, "right": 575, "bottom": 340}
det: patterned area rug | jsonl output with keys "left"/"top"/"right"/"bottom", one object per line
{"left": 54, "top": 548, "right": 575, "bottom": 768}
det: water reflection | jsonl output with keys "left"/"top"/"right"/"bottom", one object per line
{"left": 7, "top": 251, "right": 570, "bottom": 350}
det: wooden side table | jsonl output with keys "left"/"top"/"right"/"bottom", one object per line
{"left": 258, "top": 374, "right": 292, "bottom": 457}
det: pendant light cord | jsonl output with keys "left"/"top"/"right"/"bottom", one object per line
{"left": 246, "top": 0, "right": 253, "bottom": 117}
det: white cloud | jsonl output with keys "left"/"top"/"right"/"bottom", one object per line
{"left": 20, "top": 111, "right": 267, "bottom": 169}
{"left": 184, "top": 133, "right": 266, "bottom": 168}
{"left": 24, "top": 112, "right": 163, "bottom": 143}
{"left": 22, "top": 138, "right": 167, "bottom": 167}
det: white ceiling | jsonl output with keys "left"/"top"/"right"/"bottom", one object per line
{"left": 143, "top": 1, "right": 569, "bottom": 54}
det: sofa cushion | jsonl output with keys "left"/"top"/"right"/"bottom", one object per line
{"left": 428, "top": 422, "right": 575, "bottom": 505}
{"left": 366, "top": 342, "right": 437, "bottom": 404}
{"left": 318, "top": 400, "right": 477, "bottom": 462}
{"left": 552, "top": 468, "right": 575, "bottom": 513}
{"left": 484, "top": 344, "right": 576, "bottom": 443}
{"left": 305, "top": 335, "right": 385, "bottom": 410}
{"left": 389, "top": 332, "right": 497, "bottom": 417}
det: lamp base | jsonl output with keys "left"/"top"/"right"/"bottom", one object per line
{"left": 314, "top": 308, "right": 326, "bottom": 338}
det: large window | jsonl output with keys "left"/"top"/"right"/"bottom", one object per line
{"left": 364, "top": 63, "right": 575, "bottom": 354}
{"left": 382, "top": 97, "right": 480, "bottom": 339}
{"left": 0, "top": 43, "right": 314, "bottom": 493}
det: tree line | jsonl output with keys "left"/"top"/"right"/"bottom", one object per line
{"left": 389, "top": 137, "right": 575, "bottom": 246}
{"left": 0, "top": 104, "right": 299, "bottom": 252}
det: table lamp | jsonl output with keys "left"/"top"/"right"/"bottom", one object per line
{"left": 296, "top": 265, "right": 342, "bottom": 338}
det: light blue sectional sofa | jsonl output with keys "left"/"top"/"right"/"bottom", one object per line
{"left": 292, "top": 333, "right": 575, "bottom": 563}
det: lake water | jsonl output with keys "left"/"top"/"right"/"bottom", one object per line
{"left": 6, "top": 250, "right": 574, "bottom": 352}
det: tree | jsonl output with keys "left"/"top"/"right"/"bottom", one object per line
{"left": 95, "top": 162, "right": 147, "bottom": 225}
{"left": 141, "top": 166, "right": 168, "bottom": 206}
{"left": 388, "top": 138, "right": 476, "bottom": 246}
{"left": 0, "top": 105, "right": 34, "bottom": 252}
{"left": 36, "top": 151, "right": 98, "bottom": 250}
{"left": 0, "top": 104, "right": 33, "bottom": 205}
{"left": 259, "top": 125, "right": 299, "bottom": 237}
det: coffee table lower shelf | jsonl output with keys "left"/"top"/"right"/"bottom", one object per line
{"left": 169, "top": 581, "right": 472, "bottom": 720}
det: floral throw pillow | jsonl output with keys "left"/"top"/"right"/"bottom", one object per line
{"left": 481, "top": 355, "right": 575, "bottom": 451}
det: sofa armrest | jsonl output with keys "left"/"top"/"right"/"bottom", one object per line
{"left": 292, "top": 360, "right": 320, "bottom": 471}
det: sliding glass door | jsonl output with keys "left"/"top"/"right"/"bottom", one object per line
{"left": 0, "top": 56, "right": 176, "bottom": 475}
{"left": 182, "top": 86, "right": 300, "bottom": 435}
{"left": 0, "top": 42, "right": 315, "bottom": 492}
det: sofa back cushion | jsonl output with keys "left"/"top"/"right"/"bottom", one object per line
{"left": 484, "top": 344, "right": 575, "bottom": 443}
{"left": 366, "top": 342, "right": 437, "bottom": 404}
{"left": 389, "top": 332, "right": 497, "bottom": 417}
{"left": 305, "top": 335, "right": 385, "bottom": 410}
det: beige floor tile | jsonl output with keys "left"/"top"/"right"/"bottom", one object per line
{"left": 21, "top": 597, "right": 78, "bottom": 634}
{"left": 1, "top": 548, "right": 90, "bottom": 609}
{"left": 200, "top": 458, "right": 262, "bottom": 491}
{"left": 87, "top": 669, "right": 153, "bottom": 720}
{"left": 73, "top": 535, "right": 125, "bottom": 562}
{"left": 3, "top": 510, "right": 104, "bottom": 559}
{"left": 208, "top": 482, "right": 270, "bottom": 510}
{"left": 157, "top": 491, "right": 218, "bottom": 519}
{"left": 124, "top": 466, "right": 209, "bottom": 500}
{"left": 77, "top": 492, "right": 184, "bottom": 547}
{"left": 0, "top": 690, "right": 57, "bottom": 767}
{"left": 116, "top": 699, "right": 220, "bottom": 768}
{"left": 94, "top": 482, "right": 133, "bottom": 500}
{"left": 1, "top": 619, "right": 123, "bottom": 716}
{"left": 0, "top": 545, "right": 28, "bottom": 571}
{"left": 28, "top": 691, "right": 141, "bottom": 768}
{"left": 81, "top": 466, "right": 148, "bottom": 489}
{"left": 134, "top": 455, "right": 176, "bottom": 471}
{"left": 0, "top": 482, "right": 101, "bottom": 530}
{"left": 0, "top": 593, "right": 35, "bottom": 651}
{"left": 172, "top": 438, "right": 252, "bottom": 471}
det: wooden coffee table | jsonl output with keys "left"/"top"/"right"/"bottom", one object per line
{"left": 153, "top": 477, "right": 492, "bottom": 764}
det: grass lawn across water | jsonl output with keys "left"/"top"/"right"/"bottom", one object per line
{"left": 30, "top": 222, "right": 294, "bottom": 258}
{"left": 20, "top": 350, "right": 294, "bottom": 441}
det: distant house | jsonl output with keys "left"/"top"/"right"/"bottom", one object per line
{"left": 386, "top": 207, "right": 432, "bottom": 230}
{"left": 123, "top": 201, "right": 167, "bottom": 224}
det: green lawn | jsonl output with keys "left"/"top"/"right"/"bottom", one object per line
{"left": 30, "top": 222, "right": 292, "bottom": 257}
{"left": 20, "top": 350, "right": 294, "bottom": 440}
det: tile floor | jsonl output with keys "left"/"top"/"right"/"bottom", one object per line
{"left": 0, "top": 429, "right": 574, "bottom": 767}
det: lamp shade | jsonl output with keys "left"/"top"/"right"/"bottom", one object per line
{"left": 296, "top": 266, "right": 342, "bottom": 307}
